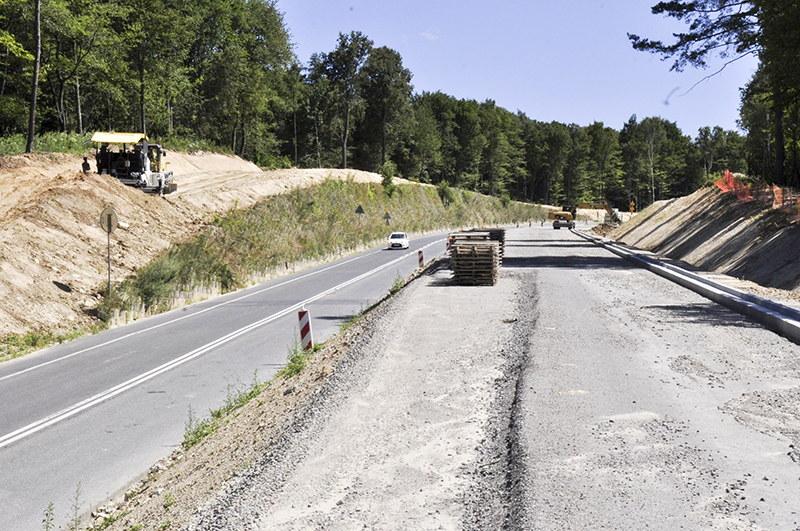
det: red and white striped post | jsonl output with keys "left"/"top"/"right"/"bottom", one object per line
{"left": 298, "top": 308, "right": 313, "bottom": 351}
{"left": 418, "top": 249, "right": 424, "bottom": 267}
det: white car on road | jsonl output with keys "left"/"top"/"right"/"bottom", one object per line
{"left": 387, "top": 232, "right": 409, "bottom": 250}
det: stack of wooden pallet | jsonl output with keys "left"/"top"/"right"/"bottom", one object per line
{"left": 449, "top": 231, "right": 501, "bottom": 286}
{"left": 472, "top": 228, "right": 506, "bottom": 261}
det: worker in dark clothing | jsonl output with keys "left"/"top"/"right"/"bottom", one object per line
{"left": 97, "top": 144, "right": 108, "bottom": 174}
{"left": 82, "top": 157, "right": 91, "bottom": 173}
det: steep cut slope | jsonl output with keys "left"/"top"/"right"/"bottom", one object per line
{"left": 0, "top": 153, "right": 399, "bottom": 337}
{"left": 607, "top": 186, "right": 800, "bottom": 299}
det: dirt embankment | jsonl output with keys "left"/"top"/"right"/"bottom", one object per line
{"left": 604, "top": 186, "right": 800, "bottom": 303}
{"left": 0, "top": 152, "right": 398, "bottom": 337}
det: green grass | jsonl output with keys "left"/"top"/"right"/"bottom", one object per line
{"left": 182, "top": 333, "right": 327, "bottom": 450}
{"left": 278, "top": 336, "right": 312, "bottom": 380}
{"left": 163, "top": 493, "right": 175, "bottom": 510}
{"left": 182, "top": 372, "right": 267, "bottom": 450}
{"left": 42, "top": 502, "right": 54, "bottom": 531}
{"left": 389, "top": 272, "right": 405, "bottom": 295}
{"left": 97, "top": 179, "right": 546, "bottom": 321}
{"left": 0, "top": 325, "right": 106, "bottom": 363}
{"left": 0, "top": 132, "right": 93, "bottom": 156}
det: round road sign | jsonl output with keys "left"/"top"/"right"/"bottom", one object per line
{"left": 100, "top": 207, "right": 118, "bottom": 234}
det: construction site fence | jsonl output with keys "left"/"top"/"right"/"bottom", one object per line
{"left": 714, "top": 170, "right": 800, "bottom": 218}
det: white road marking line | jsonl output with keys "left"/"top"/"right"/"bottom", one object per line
{"left": 1, "top": 238, "right": 443, "bottom": 383}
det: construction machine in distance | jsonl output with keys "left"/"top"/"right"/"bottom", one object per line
{"left": 548, "top": 201, "right": 621, "bottom": 230}
{"left": 548, "top": 210, "right": 576, "bottom": 229}
{"left": 576, "top": 201, "right": 621, "bottom": 224}
{"left": 91, "top": 132, "right": 176, "bottom": 195}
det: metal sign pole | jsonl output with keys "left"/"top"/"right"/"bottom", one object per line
{"left": 107, "top": 226, "right": 111, "bottom": 295}
{"left": 100, "top": 207, "right": 118, "bottom": 296}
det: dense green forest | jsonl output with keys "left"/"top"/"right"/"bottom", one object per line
{"left": 0, "top": 0, "right": 794, "bottom": 209}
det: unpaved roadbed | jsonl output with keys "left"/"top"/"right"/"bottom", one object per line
{"left": 104, "top": 226, "right": 800, "bottom": 530}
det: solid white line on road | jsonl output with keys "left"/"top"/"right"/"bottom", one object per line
{"left": 1, "top": 237, "right": 443, "bottom": 383}
{"left": 0, "top": 240, "right": 444, "bottom": 449}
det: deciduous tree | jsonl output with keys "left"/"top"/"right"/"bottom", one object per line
{"left": 322, "top": 31, "right": 372, "bottom": 169}
{"left": 361, "top": 46, "right": 412, "bottom": 167}
{"left": 25, "top": 0, "right": 41, "bottom": 153}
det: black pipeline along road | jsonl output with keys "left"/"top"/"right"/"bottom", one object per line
{"left": 0, "top": 233, "right": 447, "bottom": 529}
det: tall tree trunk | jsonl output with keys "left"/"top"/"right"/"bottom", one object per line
{"left": 75, "top": 74, "right": 83, "bottom": 134}
{"left": 1, "top": 46, "right": 8, "bottom": 96}
{"left": 167, "top": 91, "right": 173, "bottom": 137}
{"left": 650, "top": 166, "right": 655, "bottom": 205}
{"left": 106, "top": 94, "right": 112, "bottom": 131}
{"left": 58, "top": 80, "right": 67, "bottom": 132}
{"left": 25, "top": 0, "right": 42, "bottom": 153}
{"left": 381, "top": 112, "right": 387, "bottom": 166}
{"left": 239, "top": 118, "right": 246, "bottom": 157}
{"left": 291, "top": 85, "right": 298, "bottom": 167}
{"left": 139, "top": 60, "right": 146, "bottom": 135}
{"left": 313, "top": 117, "right": 321, "bottom": 167}
{"left": 774, "top": 97, "right": 785, "bottom": 185}
{"left": 792, "top": 104, "right": 799, "bottom": 187}
{"left": 341, "top": 106, "right": 350, "bottom": 169}
{"left": 231, "top": 113, "right": 239, "bottom": 153}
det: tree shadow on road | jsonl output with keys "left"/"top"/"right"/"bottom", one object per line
{"left": 502, "top": 255, "right": 633, "bottom": 270}
{"left": 642, "top": 302, "right": 760, "bottom": 328}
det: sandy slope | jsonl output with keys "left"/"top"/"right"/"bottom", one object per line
{"left": 0, "top": 152, "right": 396, "bottom": 337}
{"left": 606, "top": 187, "right": 800, "bottom": 303}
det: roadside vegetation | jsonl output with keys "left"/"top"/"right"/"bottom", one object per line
{"left": 0, "top": 324, "right": 106, "bottom": 363}
{"left": 96, "top": 178, "right": 544, "bottom": 321}
{"left": 0, "top": 136, "right": 543, "bottom": 362}
{"left": 183, "top": 371, "right": 267, "bottom": 450}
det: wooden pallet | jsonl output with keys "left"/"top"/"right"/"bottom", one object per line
{"left": 463, "top": 228, "right": 506, "bottom": 260}
{"left": 450, "top": 239, "right": 500, "bottom": 286}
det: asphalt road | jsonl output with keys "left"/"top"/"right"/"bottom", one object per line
{"left": 0, "top": 232, "right": 447, "bottom": 530}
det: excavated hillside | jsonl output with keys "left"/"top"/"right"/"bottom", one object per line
{"left": 0, "top": 152, "right": 405, "bottom": 338}
{"left": 606, "top": 186, "right": 800, "bottom": 304}
{"left": 3, "top": 153, "right": 798, "bottom": 341}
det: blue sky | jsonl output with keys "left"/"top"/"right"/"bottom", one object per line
{"left": 278, "top": 0, "right": 759, "bottom": 139}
